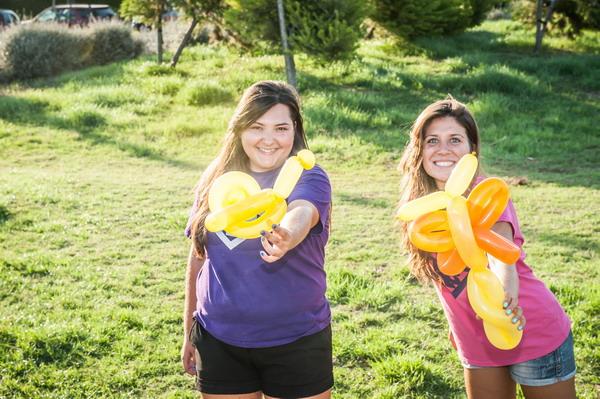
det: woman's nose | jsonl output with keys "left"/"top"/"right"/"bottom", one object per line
{"left": 437, "top": 142, "right": 451, "bottom": 153}
{"left": 261, "top": 129, "right": 275, "bottom": 142}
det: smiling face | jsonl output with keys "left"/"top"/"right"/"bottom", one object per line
{"left": 422, "top": 116, "right": 472, "bottom": 190}
{"left": 241, "top": 103, "right": 295, "bottom": 173}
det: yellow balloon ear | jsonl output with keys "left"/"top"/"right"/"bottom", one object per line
{"left": 209, "top": 172, "right": 261, "bottom": 212}
{"left": 297, "top": 149, "right": 316, "bottom": 170}
{"left": 445, "top": 153, "right": 478, "bottom": 197}
{"left": 396, "top": 191, "right": 451, "bottom": 221}
{"left": 273, "top": 150, "right": 316, "bottom": 199}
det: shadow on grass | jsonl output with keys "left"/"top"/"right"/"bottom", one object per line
{"left": 297, "top": 30, "right": 600, "bottom": 190}
{"left": 0, "top": 95, "right": 195, "bottom": 169}
{"left": 537, "top": 231, "right": 600, "bottom": 255}
{"left": 0, "top": 205, "right": 11, "bottom": 225}
{"left": 19, "top": 60, "right": 130, "bottom": 90}
{"left": 336, "top": 192, "right": 391, "bottom": 209}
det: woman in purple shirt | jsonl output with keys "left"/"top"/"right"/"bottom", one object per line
{"left": 181, "top": 81, "right": 333, "bottom": 399}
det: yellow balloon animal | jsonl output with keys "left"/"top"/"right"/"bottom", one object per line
{"left": 396, "top": 153, "right": 522, "bottom": 350}
{"left": 205, "top": 150, "right": 316, "bottom": 239}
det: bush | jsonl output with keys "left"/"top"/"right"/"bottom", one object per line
{"left": 87, "top": 23, "right": 144, "bottom": 66}
{"left": 0, "top": 23, "right": 143, "bottom": 81}
{"left": 0, "top": 25, "right": 88, "bottom": 80}
{"left": 470, "top": 0, "right": 504, "bottom": 26}
{"left": 370, "top": 0, "right": 503, "bottom": 39}
{"left": 512, "top": 0, "right": 600, "bottom": 37}
{"left": 225, "top": 0, "right": 368, "bottom": 61}
{"left": 286, "top": 0, "right": 368, "bottom": 61}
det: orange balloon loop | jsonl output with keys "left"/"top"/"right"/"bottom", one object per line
{"left": 468, "top": 177, "right": 510, "bottom": 230}
{"left": 437, "top": 248, "right": 464, "bottom": 276}
{"left": 408, "top": 210, "right": 454, "bottom": 253}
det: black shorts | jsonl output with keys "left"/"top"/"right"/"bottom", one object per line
{"left": 190, "top": 320, "right": 333, "bottom": 398}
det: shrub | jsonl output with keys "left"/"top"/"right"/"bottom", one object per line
{"left": 512, "top": 0, "right": 600, "bottom": 37}
{"left": 0, "top": 23, "right": 143, "bottom": 81}
{"left": 225, "top": 0, "right": 368, "bottom": 61}
{"left": 0, "top": 25, "right": 88, "bottom": 80}
{"left": 370, "top": 0, "right": 503, "bottom": 39}
{"left": 469, "top": 0, "right": 504, "bottom": 26}
{"left": 87, "top": 23, "right": 144, "bottom": 66}
{"left": 286, "top": 0, "right": 368, "bottom": 61}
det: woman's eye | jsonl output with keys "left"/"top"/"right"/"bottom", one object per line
{"left": 250, "top": 125, "right": 261, "bottom": 131}
{"left": 276, "top": 127, "right": 289, "bottom": 132}
{"left": 426, "top": 138, "right": 438, "bottom": 145}
{"left": 450, "top": 137, "right": 462, "bottom": 144}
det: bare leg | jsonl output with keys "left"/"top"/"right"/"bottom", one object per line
{"left": 521, "top": 377, "right": 576, "bottom": 399}
{"left": 202, "top": 392, "right": 262, "bottom": 399}
{"left": 464, "top": 367, "right": 516, "bottom": 399}
{"left": 264, "top": 388, "right": 332, "bottom": 399}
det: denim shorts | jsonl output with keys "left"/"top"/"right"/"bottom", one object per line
{"left": 463, "top": 331, "right": 576, "bottom": 387}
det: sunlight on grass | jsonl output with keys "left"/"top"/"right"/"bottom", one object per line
{"left": 1, "top": 19, "right": 599, "bottom": 399}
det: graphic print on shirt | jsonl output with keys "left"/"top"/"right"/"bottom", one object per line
{"left": 216, "top": 230, "right": 245, "bottom": 250}
{"left": 434, "top": 258, "right": 469, "bottom": 298}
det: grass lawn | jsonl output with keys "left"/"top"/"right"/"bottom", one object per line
{"left": 0, "top": 20, "right": 598, "bottom": 398}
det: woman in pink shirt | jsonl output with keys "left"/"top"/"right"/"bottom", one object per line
{"left": 397, "top": 97, "right": 576, "bottom": 399}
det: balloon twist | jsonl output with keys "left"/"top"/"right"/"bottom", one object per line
{"left": 205, "top": 150, "right": 315, "bottom": 239}
{"left": 397, "top": 154, "right": 522, "bottom": 350}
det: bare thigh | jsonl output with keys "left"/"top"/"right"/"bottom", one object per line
{"left": 201, "top": 392, "right": 262, "bottom": 399}
{"left": 264, "top": 388, "right": 332, "bottom": 399}
{"left": 464, "top": 367, "right": 516, "bottom": 399}
{"left": 520, "top": 377, "right": 576, "bottom": 399}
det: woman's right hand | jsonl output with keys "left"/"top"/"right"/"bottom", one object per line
{"left": 181, "top": 339, "right": 197, "bottom": 376}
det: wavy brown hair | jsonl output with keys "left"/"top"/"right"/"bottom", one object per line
{"left": 189, "top": 80, "right": 308, "bottom": 258}
{"left": 397, "top": 97, "right": 481, "bottom": 283}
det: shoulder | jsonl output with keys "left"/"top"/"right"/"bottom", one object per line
{"left": 301, "top": 164, "right": 330, "bottom": 183}
{"left": 289, "top": 164, "right": 331, "bottom": 204}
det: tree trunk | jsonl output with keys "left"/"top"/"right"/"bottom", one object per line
{"left": 171, "top": 16, "right": 199, "bottom": 68}
{"left": 276, "top": 0, "right": 297, "bottom": 88}
{"left": 534, "top": 0, "right": 560, "bottom": 53}
{"left": 157, "top": 2, "right": 165, "bottom": 64}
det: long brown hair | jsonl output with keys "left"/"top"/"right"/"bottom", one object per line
{"left": 397, "top": 96, "right": 481, "bottom": 283}
{"left": 190, "top": 80, "right": 308, "bottom": 258}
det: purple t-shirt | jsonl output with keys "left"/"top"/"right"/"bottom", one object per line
{"left": 185, "top": 164, "right": 332, "bottom": 348}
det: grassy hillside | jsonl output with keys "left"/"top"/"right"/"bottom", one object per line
{"left": 1, "top": 20, "right": 598, "bottom": 398}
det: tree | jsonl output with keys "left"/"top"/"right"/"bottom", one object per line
{"left": 534, "top": 0, "right": 559, "bottom": 53}
{"left": 277, "top": 0, "right": 296, "bottom": 87}
{"left": 120, "top": 0, "right": 170, "bottom": 63}
{"left": 225, "top": 0, "right": 368, "bottom": 86}
{"left": 170, "top": 0, "right": 226, "bottom": 68}
{"left": 513, "top": 0, "right": 600, "bottom": 52}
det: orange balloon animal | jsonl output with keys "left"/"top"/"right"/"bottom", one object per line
{"left": 397, "top": 154, "right": 523, "bottom": 350}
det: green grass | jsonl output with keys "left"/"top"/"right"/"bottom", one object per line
{"left": 1, "top": 20, "right": 599, "bottom": 398}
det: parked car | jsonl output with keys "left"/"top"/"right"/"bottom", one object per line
{"left": 0, "top": 9, "right": 20, "bottom": 27}
{"left": 25, "top": 4, "right": 117, "bottom": 26}
{"left": 131, "top": 9, "right": 179, "bottom": 31}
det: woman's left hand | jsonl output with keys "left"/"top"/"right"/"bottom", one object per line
{"left": 503, "top": 292, "right": 526, "bottom": 331}
{"left": 260, "top": 224, "right": 293, "bottom": 263}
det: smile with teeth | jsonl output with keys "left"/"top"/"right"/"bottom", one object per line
{"left": 434, "top": 161, "right": 455, "bottom": 167}
{"left": 258, "top": 147, "right": 278, "bottom": 154}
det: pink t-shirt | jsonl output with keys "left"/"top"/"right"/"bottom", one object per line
{"left": 434, "top": 181, "right": 571, "bottom": 366}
